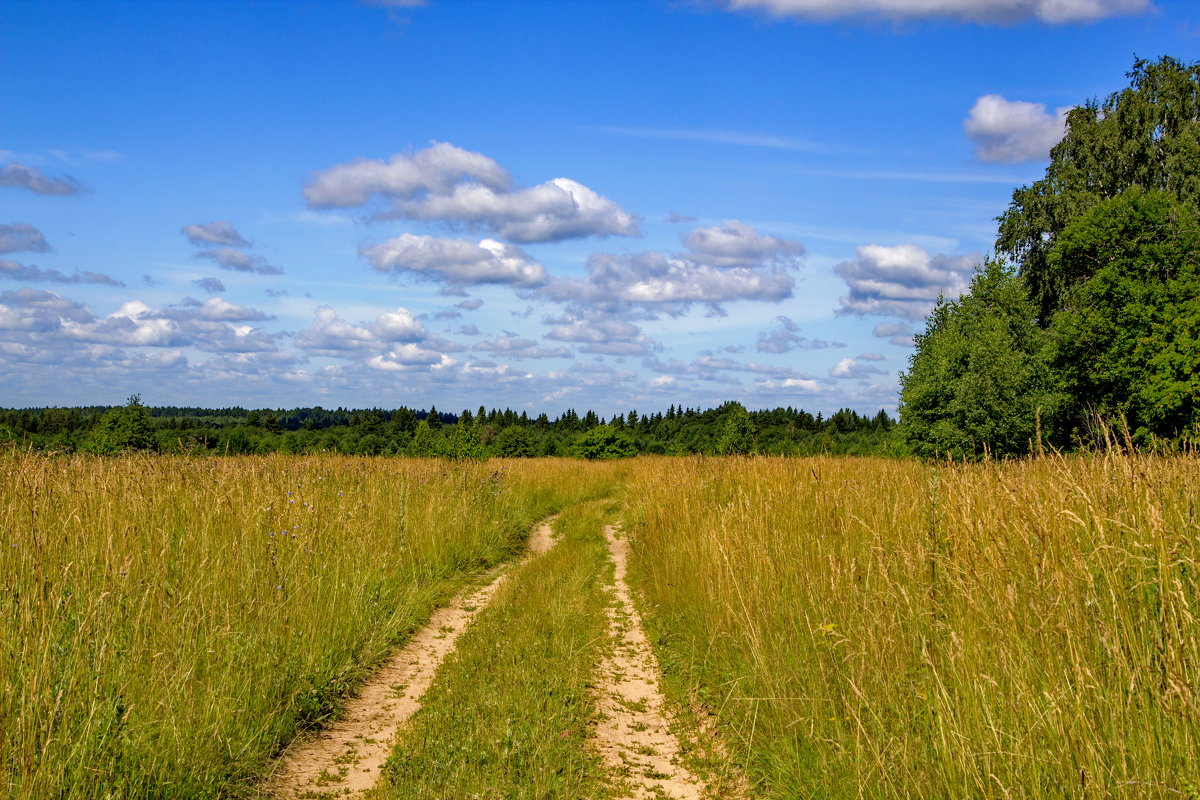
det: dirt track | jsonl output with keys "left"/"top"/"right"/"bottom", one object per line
{"left": 262, "top": 516, "right": 727, "bottom": 798}
{"left": 592, "top": 525, "right": 707, "bottom": 799}
{"left": 262, "top": 520, "right": 557, "bottom": 799}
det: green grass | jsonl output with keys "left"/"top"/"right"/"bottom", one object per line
{"left": 0, "top": 453, "right": 620, "bottom": 799}
{"left": 623, "top": 454, "right": 1200, "bottom": 799}
{"left": 372, "top": 500, "right": 615, "bottom": 800}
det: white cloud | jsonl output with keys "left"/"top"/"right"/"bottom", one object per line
{"left": 829, "top": 356, "right": 887, "bottom": 379}
{"left": 964, "top": 94, "right": 1070, "bottom": 163}
{"left": 545, "top": 314, "right": 659, "bottom": 355}
{"left": 366, "top": 345, "right": 453, "bottom": 370}
{"left": 361, "top": 234, "right": 547, "bottom": 287}
{"left": 544, "top": 250, "right": 794, "bottom": 313}
{"left": 0, "top": 163, "right": 85, "bottom": 195}
{"left": 181, "top": 221, "right": 251, "bottom": 248}
{"left": 835, "top": 244, "right": 978, "bottom": 320}
{"left": 20, "top": 296, "right": 280, "bottom": 353}
{"left": 720, "top": 0, "right": 1151, "bottom": 24}
{"left": 294, "top": 304, "right": 445, "bottom": 370}
{"left": 305, "top": 142, "right": 637, "bottom": 243}
{"left": 188, "top": 297, "right": 272, "bottom": 322}
{"left": 396, "top": 177, "right": 639, "bottom": 243}
{"left": 683, "top": 220, "right": 805, "bottom": 267}
{"left": 304, "top": 142, "right": 510, "bottom": 208}
{"left": 194, "top": 247, "right": 283, "bottom": 275}
{"left": 371, "top": 307, "right": 427, "bottom": 342}
{"left": 473, "top": 336, "right": 572, "bottom": 359}
{"left": 753, "top": 377, "right": 833, "bottom": 395}
{"left": 0, "top": 223, "right": 51, "bottom": 254}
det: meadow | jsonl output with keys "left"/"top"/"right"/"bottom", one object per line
{"left": 2, "top": 451, "right": 1197, "bottom": 799}
{"left": 0, "top": 453, "right": 620, "bottom": 799}
{"left": 624, "top": 454, "right": 1200, "bottom": 799}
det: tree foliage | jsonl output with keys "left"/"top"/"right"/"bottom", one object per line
{"left": 997, "top": 56, "right": 1200, "bottom": 321}
{"left": 903, "top": 56, "right": 1200, "bottom": 456}
{"left": 899, "top": 262, "right": 1057, "bottom": 459}
{"left": 86, "top": 395, "right": 156, "bottom": 454}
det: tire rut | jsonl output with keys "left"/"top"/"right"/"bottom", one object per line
{"left": 592, "top": 524, "right": 707, "bottom": 800}
{"left": 261, "top": 517, "right": 558, "bottom": 799}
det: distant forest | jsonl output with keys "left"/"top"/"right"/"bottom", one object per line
{"left": 0, "top": 398, "right": 896, "bottom": 458}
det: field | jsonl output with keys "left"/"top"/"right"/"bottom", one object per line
{"left": 2, "top": 452, "right": 1197, "bottom": 799}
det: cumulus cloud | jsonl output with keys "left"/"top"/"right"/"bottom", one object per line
{"left": 181, "top": 297, "right": 273, "bottom": 322}
{"left": 0, "top": 223, "right": 51, "bottom": 254}
{"left": 304, "top": 142, "right": 510, "bottom": 207}
{"left": 719, "top": 0, "right": 1151, "bottom": 24}
{"left": 456, "top": 298, "right": 483, "bottom": 310}
{"left": 366, "top": 344, "right": 453, "bottom": 371}
{"left": 0, "top": 163, "right": 86, "bottom": 195}
{"left": 193, "top": 277, "right": 226, "bottom": 293}
{"left": 305, "top": 142, "right": 637, "bottom": 243}
{"left": 544, "top": 251, "right": 793, "bottom": 313}
{"left": 859, "top": 351, "right": 886, "bottom": 361}
{"left": 473, "top": 336, "right": 572, "bottom": 359}
{"left": 361, "top": 235, "right": 548, "bottom": 287}
{"left": 541, "top": 221, "right": 799, "bottom": 315}
{"left": 756, "top": 314, "right": 844, "bottom": 353}
{"left": 181, "top": 220, "right": 251, "bottom": 248}
{"left": 0, "top": 290, "right": 277, "bottom": 354}
{"left": 401, "top": 177, "right": 639, "bottom": 243}
{"left": 544, "top": 313, "right": 659, "bottom": 356}
{"left": 1, "top": 258, "right": 125, "bottom": 287}
{"left": 835, "top": 244, "right": 978, "bottom": 320}
{"left": 293, "top": 304, "right": 441, "bottom": 370}
{"left": 964, "top": 94, "right": 1070, "bottom": 163}
{"left": 683, "top": 220, "right": 804, "bottom": 267}
{"left": 829, "top": 356, "right": 887, "bottom": 379}
{"left": 194, "top": 247, "right": 283, "bottom": 275}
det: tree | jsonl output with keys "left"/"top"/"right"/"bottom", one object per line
{"left": 715, "top": 402, "right": 756, "bottom": 455}
{"left": 87, "top": 395, "right": 156, "bottom": 454}
{"left": 899, "top": 262, "right": 1058, "bottom": 459}
{"left": 440, "top": 420, "right": 486, "bottom": 460}
{"left": 1045, "top": 189, "right": 1200, "bottom": 441}
{"left": 572, "top": 425, "right": 637, "bottom": 460}
{"left": 493, "top": 425, "right": 536, "bottom": 457}
{"left": 997, "top": 56, "right": 1200, "bottom": 322}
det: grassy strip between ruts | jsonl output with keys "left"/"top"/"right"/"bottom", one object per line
{"left": 0, "top": 454, "right": 622, "bottom": 800}
{"left": 371, "top": 500, "right": 616, "bottom": 800}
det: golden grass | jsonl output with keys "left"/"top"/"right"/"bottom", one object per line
{"left": 0, "top": 453, "right": 619, "bottom": 799}
{"left": 623, "top": 454, "right": 1200, "bottom": 799}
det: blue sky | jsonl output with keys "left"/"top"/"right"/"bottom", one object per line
{"left": 2, "top": 0, "right": 1196, "bottom": 415}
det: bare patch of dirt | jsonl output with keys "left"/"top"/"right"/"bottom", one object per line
{"left": 593, "top": 525, "right": 707, "bottom": 800}
{"left": 262, "top": 518, "right": 558, "bottom": 799}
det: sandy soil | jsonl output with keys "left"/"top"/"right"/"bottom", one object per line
{"left": 593, "top": 525, "right": 707, "bottom": 800}
{"left": 261, "top": 518, "right": 558, "bottom": 799}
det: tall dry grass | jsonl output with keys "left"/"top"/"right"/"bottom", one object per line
{"left": 0, "top": 453, "right": 618, "bottom": 799}
{"left": 624, "top": 454, "right": 1200, "bottom": 799}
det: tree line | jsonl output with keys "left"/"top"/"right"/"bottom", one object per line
{"left": 0, "top": 396, "right": 895, "bottom": 458}
{"left": 899, "top": 56, "right": 1200, "bottom": 458}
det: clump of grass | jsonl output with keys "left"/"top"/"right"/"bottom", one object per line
{"left": 373, "top": 501, "right": 615, "bottom": 800}
{"left": 624, "top": 454, "right": 1200, "bottom": 799}
{"left": 0, "top": 453, "right": 620, "bottom": 799}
